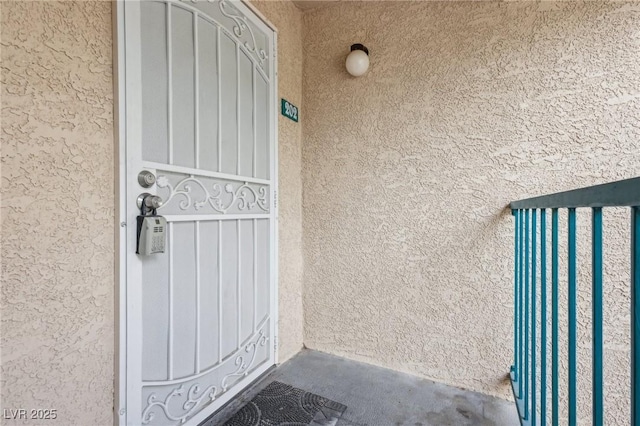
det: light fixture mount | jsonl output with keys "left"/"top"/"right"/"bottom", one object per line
{"left": 350, "top": 43, "right": 369, "bottom": 55}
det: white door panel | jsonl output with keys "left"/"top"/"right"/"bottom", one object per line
{"left": 118, "top": 1, "right": 277, "bottom": 424}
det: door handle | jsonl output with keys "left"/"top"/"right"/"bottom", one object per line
{"left": 137, "top": 193, "right": 164, "bottom": 210}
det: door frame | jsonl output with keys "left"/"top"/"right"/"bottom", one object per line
{"left": 113, "top": 2, "right": 279, "bottom": 424}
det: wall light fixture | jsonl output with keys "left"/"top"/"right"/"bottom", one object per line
{"left": 345, "top": 44, "right": 370, "bottom": 77}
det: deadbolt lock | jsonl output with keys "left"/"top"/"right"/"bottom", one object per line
{"left": 138, "top": 170, "right": 156, "bottom": 188}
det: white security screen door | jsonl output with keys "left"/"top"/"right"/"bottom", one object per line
{"left": 117, "top": 1, "right": 277, "bottom": 425}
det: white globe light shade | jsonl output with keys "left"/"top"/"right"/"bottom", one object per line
{"left": 345, "top": 49, "right": 370, "bottom": 77}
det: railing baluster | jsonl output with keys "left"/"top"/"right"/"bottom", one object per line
{"left": 568, "top": 208, "right": 577, "bottom": 426}
{"left": 592, "top": 208, "right": 603, "bottom": 426}
{"left": 532, "top": 209, "right": 537, "bottom": 425}
{"left": 632, "top": 206, "right": 640, "bottom": 426}
{"left": 552, "top": 208, "right": 559, "bottom": 426}
{"left": 525, "top": 209, "right": 530, "bottom": 420}
{"left": 513, "top": 209, "right": 520, "bottom": 388}
{"left": 509, "top": 178, "right": 640, "bottom": 426}
{"left": 520, "top": 208, "right": 525, "bottom": 399}
{"left": 541, "top": 209, "right": 547, "bottom": 426}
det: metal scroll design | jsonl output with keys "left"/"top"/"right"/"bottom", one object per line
{"left": 218, "top": 0, "right": 267, "bottom": 65}
{"left": 156, "top": 175, "right": 268, "bottom": 213}
{"left": 221, "top": 330, "right": 269, "bottom": 391}
{"left": 141, "top": 383, "right": 217, "bottom": 424}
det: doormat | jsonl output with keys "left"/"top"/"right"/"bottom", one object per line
{"left": 223, "top": 381, "right": 347, "bottom": 426}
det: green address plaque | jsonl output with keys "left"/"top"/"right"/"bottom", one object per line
{"left": 281, "top": 99, "right": 299, "bottom": 123}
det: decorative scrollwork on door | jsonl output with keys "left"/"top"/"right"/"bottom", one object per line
{"left": 141, "top": 384, "right": 217, "bottom": 424}
{"left": 221, "top": 330, "right": 269, "bottom": 391}
{"left": 156, "top": 175, "right": 268, "bottom": 214}
{"left": 140, "top": 322, "right": 270, "bottom": 424}
{"left": 218, "top": 0, "right": 267, "bottom": 65}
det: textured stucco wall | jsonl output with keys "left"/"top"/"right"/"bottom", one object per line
{"left": 302, "top": 2, "right": 640, "bottom": 423}
{"left": 252, "top": 0, "right": 306, "bottom": 365}
{"left": 1, "top": 1, "right": 304, "bottom": 425}
{"left": 1, "top": 1, "right": 115, "bottom": 425}
{"left": 3, "top": 0, "right": 640, "bottom": 424}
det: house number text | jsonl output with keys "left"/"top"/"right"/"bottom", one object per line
{"left": 281, "top": 99, "right": 299, "bottom": 123}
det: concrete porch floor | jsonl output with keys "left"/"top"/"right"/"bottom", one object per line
{"left": 203, "top": 349, "right": 519, "bottom": 425}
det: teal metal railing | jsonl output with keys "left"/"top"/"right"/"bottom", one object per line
{"left": 509, "top": 177, "right": 640, "bottom": 426}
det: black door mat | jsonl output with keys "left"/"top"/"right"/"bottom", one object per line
{"left": 223, "top": 381, "right": 347, "bottom": 426}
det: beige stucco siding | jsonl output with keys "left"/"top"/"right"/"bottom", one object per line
{"left": 302, "top": 2, "right": 640, "bottom": 423}
{"left": 252, "top": 0, "right": 305, "bottom": 365}
{"left": 2, "top": 0, "right": 640, "bottom": 424}
{"left": 1, "top": 1, "right": 304, "bottom": 424}
{"left": 1, "top": 2, "right": 115, "bottom": 425}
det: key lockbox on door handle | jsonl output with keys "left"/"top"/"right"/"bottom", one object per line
{"left": 136, "top": 193, "right": 166, "bottom": 255}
